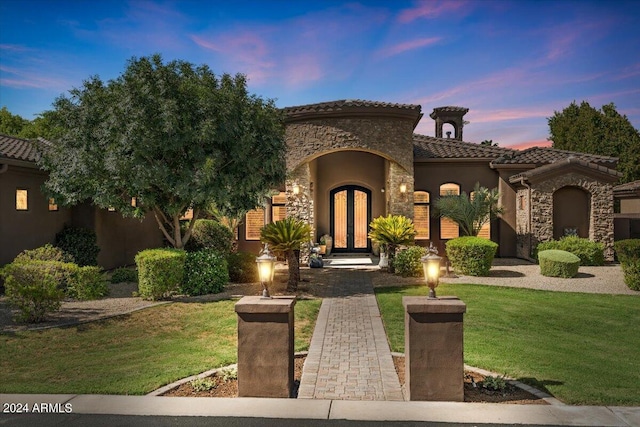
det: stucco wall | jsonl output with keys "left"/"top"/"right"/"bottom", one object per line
{"left": 0, "top": 165, "right": 72, "bottom": 266}
{"left": 621, "top": 198, "right": 640, "bottom": 214}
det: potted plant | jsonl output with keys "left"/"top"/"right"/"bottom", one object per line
{"left": 319, "top": 236, "right": 327, "bottom": 255}
{"left": 321, "top": 234, "right": 333, "bottom": 255}
{"left": 378, "top": 243, "right": 389, "bottom": 269}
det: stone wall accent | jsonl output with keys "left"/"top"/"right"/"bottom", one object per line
{"left": 515, "top": 188, "right": 531, "bottom": 259}
{"left": 387, "top": 161, "right": 414, "bottom": 218}
{"left": 286, "top": 163, "right": 313, "bottom": 262}
{"left": 285, "top": 117, "right": 415, "bottom": 172}
{"left": 517, "top": 172, "right": 615, "bottom": 261}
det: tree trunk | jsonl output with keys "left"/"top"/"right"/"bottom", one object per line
{"left": 286, "top": 250, "right": 299, "bottom": 292}
{"left": 388, "top": 245, "right": 397, "bottom": 274}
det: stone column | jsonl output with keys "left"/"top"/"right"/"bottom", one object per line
{"left": 287, "top": 163, "right": 313, "bottom": 263}
{"left": 235, "top": 296, "right": 296, "bottom": 398}
{"left": 387, "top": 161, "right": 414, "bottom": 218}
{"left": 403, "top": 296, "right": 466, "bottom": 401}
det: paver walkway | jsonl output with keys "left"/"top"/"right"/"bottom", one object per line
{"left": 298, "top": 268, "right": 404, "bottom": 401}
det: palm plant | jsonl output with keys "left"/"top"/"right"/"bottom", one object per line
{"left": 260, "top": 217, "right": 311, "bottom": 292}
{"left": 434, "top": 182, "right": 504, "bottom": 237}
{"left": 368, "top": 215, "right": 416, "bottom": 273}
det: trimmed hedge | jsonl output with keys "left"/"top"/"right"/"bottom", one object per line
{"left": 227, "top": 251, "right": 258, "bottom": 283}
{"left": 615, "top": 239, "right": 640, "bottom": 291}
{"left": 185, "top": 220, "right": 234, "bottom": 255}
{"left": 539, "top": 250, "right": 580, "bottom": 278}
{"left": 536, "top": 236, "right": 604, "bottom": 266}
{"left": 13, "top": 244, "right": 74, "bottom": 264}
{"left": 445, "top": 236, "right": 498, "bottom": 276}
{"left": 1, "top": 262, "right": 65, "bottom": 322}
{"left": 110, "top": 267, "right": 138, "bottom": 284}
{"left": 394, "top": 246, "right": 428, "bottom": 278}
{"left": 181, "top": 250, "right": 229, "bottom": 296}
{"left": 68, "top": 266, "right": 109, "bottom": 300}
{"left": 55, "top": 226, "right": 100, "bottom": 266}
{"left": 135, "top": 249, "right": 186, "bottom": 300}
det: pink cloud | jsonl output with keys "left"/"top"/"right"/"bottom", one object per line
{"left": 397, "top": 0, "right": 469, "bottom": 23}
{"left": 612, "top": 62, "right": 640, "bottom": 81}
{"left": 376, "top": 37, "right": 442, "bottom": 58}
{"left": 470, "top": 108, "right": 552, "bottom": 124}
{"left": 509, "top": 139, "right": 552, "bottom": 150}
{"left": 0, "top": 65, "right": 71, "bottom": 90}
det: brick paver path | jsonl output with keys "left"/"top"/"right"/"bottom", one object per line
{"left": 298, "top": 269, "right": 404, "bottom": 401}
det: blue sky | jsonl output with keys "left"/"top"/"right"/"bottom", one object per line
{"left": 1, "top": 0, "right": 639, "bottom": 149}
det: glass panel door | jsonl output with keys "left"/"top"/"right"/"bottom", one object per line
{"left": 354, "top": 190, "right": 368, "bottom": 249}
{"left": 333, "top": 190, "right": 347, "bottom": 249}
{"left": 330, "top": 186, "right": 371, "bottom": 252}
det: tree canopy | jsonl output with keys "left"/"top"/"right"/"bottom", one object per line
{"left": 40, "top": 54, "right": 286, "bottom": 248}
{"left": 548, "top": 101, "right": 640, "bottom": 182}
{"left": 0, "top": 107, "right": 62, "bottom": 140}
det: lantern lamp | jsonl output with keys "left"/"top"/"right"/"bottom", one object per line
{"left": 421, "top": 243, "right": 442, "bottom": 298}
{"left": 256, "top": 243, "right": 276, "bottom": 298}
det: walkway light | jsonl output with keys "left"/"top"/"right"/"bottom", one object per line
{"left": 421, "top": 243, "right": 442, "bottom": 299}
{"left": 256, "top": 243, "right": 276, "bottom": 298}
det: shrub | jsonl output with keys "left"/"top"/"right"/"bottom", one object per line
{"left": 446, "top": 236, "right": 498, "bottom": 276}
{"left": 539, "top": 250, "right": 580, "bottom": 278}
{"left": 181, "top": 250, "right": 229, "bottom": 296}
{"left": 227, "top": 251, "right": 258, "bottom": 283}
{"left": 110, "top": 267, "right": 138, "bottom": 284}
{"left": 135, "top": 248, "right": 186, "bottom": 300}
{"left": 368, "top": 215, "right": 417, "bottom": 274}
{"left": 1, "top": 262, "right": 65, "bottom": 322}
{"left": 55, "top": 226, "right": 100, "bottom": 266}
{"left": 394, "top": 246, "right": 428, "bottom": 277}
{"left": 13, "top": 244, "right": 74, "bottom": 264}
{"left": 615, "top": 239, "right": 640, "bottom": 291}
{"left": 185, "top": 219, "right": 234, "bottom": 255}
{"left": 68, "top": 266, "right": 109, "bottom": 300}
{"left": 536, "top": 236, "right": 604, "bottom": 266}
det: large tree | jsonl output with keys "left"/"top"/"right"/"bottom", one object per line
{"left": 41, "top": 54, "right": 286, "bottom": 248}
{"left": 548, "top": 101, "right": 640, "bottom": 182}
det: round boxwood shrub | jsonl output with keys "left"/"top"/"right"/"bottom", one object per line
{"left": 55, "top": 226, "right": 100, "bottom": 266}
{"left": 181, "top": 250, "right": 229, "bottom": 296}
{"left": 13, "top": 244, "right": 74, "bottom": 264}
{"left": 135, "top": 248, "right": 186, "bottom": 300}
{"left": 184, "top": 219, "right": 234, "bottom": 255}
{"left": 536, "top": 236, "right": 604, "bottom": 266}
{"left": 227, "top": 251, "right": 258, "bottom": 283}
{"left": 394, "top": 246, "right": 428, "bottom": 277}
{"left": 614, "top": 239, "right": 640, "bottom": 291}
{"left": 445, "top": 236, "right": 498, "bottom": 276}
{"left": 538, "top": 249, "right": 580, "bottom": 278}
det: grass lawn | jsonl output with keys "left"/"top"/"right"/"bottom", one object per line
{"left": 0, "top": 298, "right": 321, "bottom": 395}
{"left": 376, "top": 283, "right": 640, "bottom": 406}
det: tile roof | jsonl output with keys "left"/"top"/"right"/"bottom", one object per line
{"left": 0, "top": 134, "right": 44, "bottom": 163}
{"left": 413, "top": 134, "right": 515, "bottom": 160}
{"left": 508, "top": 157, "right": 622, "bottom": 183}
{"left": 283, "top": 99, "right": 422, "bottom": 117}
{"left": 491, "top": 146, "right": 618, "bottom": 167}
{"left": 614, "top": 179, "right": 640, "bottom": 192}
{"left": 429, "top": 106, "right": 469, "bottom": 119}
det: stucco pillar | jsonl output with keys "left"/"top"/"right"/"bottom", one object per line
{"left": 387, "top": 161, "right": 414, "bottom": 218}
{"left": 403, "top": 296, "right": 466, "bottom": 401}
{"left": 235, "top": 296, "right": 296, "bottom": 398}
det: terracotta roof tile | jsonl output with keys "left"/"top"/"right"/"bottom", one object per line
{"left": 614, "top": 180, "right": 640, "bottom": 192}
{"left": 0, "top": 134, "right": 43, "bottom": 163}
{"left": 491, "top": 146, "right": 617, "bottom": 167}
{"left": 508, "top": 157, "right": 622, "bottom": 183}
{"left": 413, "top": 134, "right": 514, "bottom": 159}
{"left": 429, "top": 106, "right": 469, "bottom": 119}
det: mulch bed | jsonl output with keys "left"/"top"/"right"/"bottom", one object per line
{"left": 162, "top": 355, "right": 546, "bottom": 404}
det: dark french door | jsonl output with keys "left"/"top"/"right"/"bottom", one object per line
{"left": 330, "top": 186, "right": 371, "bottom": 253}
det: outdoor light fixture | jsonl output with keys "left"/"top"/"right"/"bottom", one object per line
{"left": 292, "top": 183, "right": 300, "bottom": 195}
{"left": 421, "top": 242, "right": 442, "bottom": 298}
{"left": 400, "top": 182, "right": 407, "bottom": 193}
{"left": 256, "top": 243, "right": 276, "bottom": 298}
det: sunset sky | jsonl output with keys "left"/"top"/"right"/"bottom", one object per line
{"left": 1, "top": 0, "right": 639, "bottom": 149}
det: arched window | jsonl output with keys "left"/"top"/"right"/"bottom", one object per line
{"left": 440, "top": 183, "right": 460, "bottom": 239}
{"left": 414, "top": 191, "right": 430, "bottom": 240}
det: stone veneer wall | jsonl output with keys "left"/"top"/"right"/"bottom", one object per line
{"left": 286, "top": 164, "right": 313, "bottom": 262}
{"left": 518, "top": 172, "right": 615, "bottom": 261}
{"left": 515, "top": 188, "right": 531, "bottom": 259}
{"left": 387, "top": 161, "right": 414, "bottom": 218}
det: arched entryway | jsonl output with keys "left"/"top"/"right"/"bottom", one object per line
{"left": 330, "top": 185, "right": 371, "bottom": 253}
{"left": 553, "top": 186, "right": 590, "bottom": 239}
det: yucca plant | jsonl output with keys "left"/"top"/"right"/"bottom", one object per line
{"left": 368, "top": 215, "right": 416, "bottom": 273}
{"left": 260, "top": 217, "right": 311, "bottom": 292}
{"left": 434, "top": 182, "right": 503, "bottom": 237}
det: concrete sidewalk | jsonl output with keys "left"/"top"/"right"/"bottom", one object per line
{"left": 1, "top": 394, "right": 639, "bottom": 426}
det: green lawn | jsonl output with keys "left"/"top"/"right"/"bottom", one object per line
{"left": 0, "top": 298, "right": 321, "bottom": 395}
{"left": 376, "top": 283, "right": 640, "bottom": 406}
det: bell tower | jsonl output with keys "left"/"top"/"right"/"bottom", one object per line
{"left": 430, "top": 106, "right": 469, "bottom": 141}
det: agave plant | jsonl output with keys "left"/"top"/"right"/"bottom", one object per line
{"left": 260, "top": 217, "right": 311, "bottom": 292}
{"left": 368, "top": 215, "right": 416, "bottom": 273}
{"left": 434, "top": 182, "right": 503, "bottom": 237}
